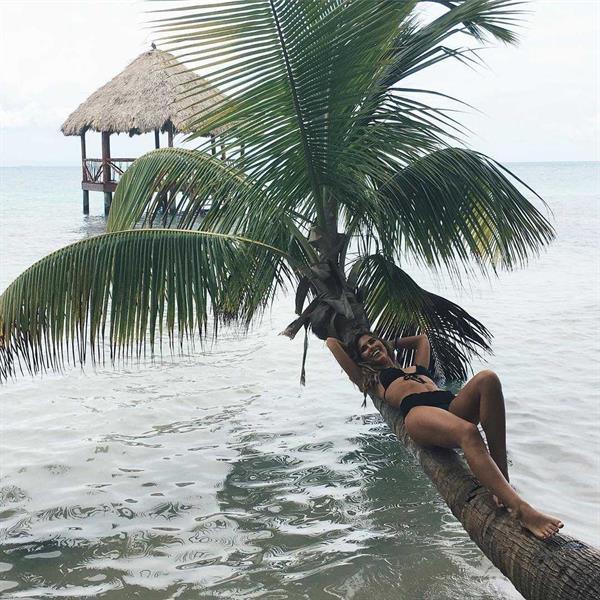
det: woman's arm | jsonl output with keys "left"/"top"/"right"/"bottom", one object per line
{"left": 395, "top": 334, "right": 430, "bottom": 369}
{"left": 326, "top": 337, "right": 363, "bottom": 387}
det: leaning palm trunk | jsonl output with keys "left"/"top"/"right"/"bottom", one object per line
{"left": 281, "top": 228, "right": 368, "bottom": 344}
{"left": 372, "top": 394, "right": 600, "bottom": 600}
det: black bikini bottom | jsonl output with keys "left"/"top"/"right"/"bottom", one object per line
{"left": 399, "top": 390, "right": 455, "bottom": 418}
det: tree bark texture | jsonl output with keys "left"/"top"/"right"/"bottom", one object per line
{"left": 370, "top": 394, "right": 600, "bottom": 600}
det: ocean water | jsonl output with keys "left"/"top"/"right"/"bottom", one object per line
{"left": 0, "top": 162, "right": 598, "bottom": 599}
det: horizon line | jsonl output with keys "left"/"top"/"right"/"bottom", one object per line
{"left": 1, "top": 159, "right": 599, "bottom": 168}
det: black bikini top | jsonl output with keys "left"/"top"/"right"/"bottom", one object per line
{"left": 379, "top": 365, "right": 433, "bottom": 390}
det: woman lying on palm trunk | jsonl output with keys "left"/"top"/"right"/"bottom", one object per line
{"left": 326, "top": 333, "right": 563, "bottom": 540}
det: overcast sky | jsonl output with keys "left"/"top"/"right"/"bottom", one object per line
{"left": 0, "top": 0, "right": 598, "bottom": 166}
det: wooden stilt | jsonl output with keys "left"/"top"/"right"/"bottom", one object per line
{"left": 80, "top": 133, "right": 89, "bottom": 214}
{"left": 102, "top": 132, "right": 112, "bottom": 216}
{"left": 154, "top": 128, "right": 160, "bottom": 149}
{"left": 210, "top": 133, "right": 216, "bottom": 156}
{"left": 167, "top": 123, "right": 175, "bottom": 213}
{"left": 104, "top": 192, "right": 112, "bottom": 216}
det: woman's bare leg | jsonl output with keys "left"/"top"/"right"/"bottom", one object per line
{"left": 404, "top": 406, "right": 563, "bottom": 539}
{"left": 449, "top": 370, "right": 508, "bottom": 481}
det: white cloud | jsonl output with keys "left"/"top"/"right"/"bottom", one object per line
{"left": 0, "top": 99, "right": 72, "bottom": 129}
{"left": 0, "top": 104, "right": 33, "bottom": 129}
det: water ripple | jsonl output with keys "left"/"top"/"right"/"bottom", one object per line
{"left": 2, "top": 163, "right": 599, "bottom": 597}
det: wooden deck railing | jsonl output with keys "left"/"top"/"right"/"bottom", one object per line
{"left": 82, "top": 158, "right": 135, "bottom": 186}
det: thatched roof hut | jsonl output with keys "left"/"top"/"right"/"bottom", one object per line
{"left": 63, "top": 46, "right": 227, "bottom": 215}
{"left": 62, "top": 46, "right": 226, "bottom": 137}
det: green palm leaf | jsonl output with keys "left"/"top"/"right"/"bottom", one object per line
{"left": 376, "top": 148, "right": 554, "bottom": 274}
{"left": 379, "top": 0, "right": 525, "bottom": 90}
{"left": 349, "top": 253, "right": 491, "bottom": 380}
{"left": 107, "top": 147, "right": 254, "bottom": 233}
{"left": 107, "top": 146, "right": 318, "bottom": 272}
{"left": 0, "top": 229, "right": 289, "bottom": 379}
{"left": 152, "top": 0, "right": 415, "bottom": 231}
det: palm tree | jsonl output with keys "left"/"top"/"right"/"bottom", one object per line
{"left": 0, "top": 0, "right": 553, "bottom": 381}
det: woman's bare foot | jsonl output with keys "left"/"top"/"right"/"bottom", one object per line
{"left": 515, "top": 502, "right": 564, "bottom": 539}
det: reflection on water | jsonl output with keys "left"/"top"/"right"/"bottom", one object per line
{"left": 1, "top": 162, "right": 599, "bottom": 599}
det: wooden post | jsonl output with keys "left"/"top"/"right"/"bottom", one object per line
{"left": 167, "top": 123, "right": 175, "bottom": 213}
{"left": 101, "top": 131, "right": 112, "bottom": 216}
{"left": 154, "top": 128, "right": 160, "bottom": 149}
{"left": 80, "top": 133, "right": 89, "bottom": 215}
{"left": 370, "top": 393, "right": 600, "bottom": 600}
{"left": 220, "top": 140, "right": 226, "bottom": 161}
{"left": 210, "top": 133, "right": 217, "bottom": 156}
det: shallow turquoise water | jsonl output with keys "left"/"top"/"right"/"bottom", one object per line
{"left": 0, "top": 162, "right": 598, "bottom": 599}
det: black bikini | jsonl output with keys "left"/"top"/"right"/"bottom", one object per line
{"left": 379, "top": 366, "right": 455, "bottom": 418}
{"left": 379, "top": 365, "right": 432, "bottom": 390}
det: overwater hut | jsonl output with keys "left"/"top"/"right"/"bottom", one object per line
{"left": 61, "top": 45, "right": 226, "bottom": 215}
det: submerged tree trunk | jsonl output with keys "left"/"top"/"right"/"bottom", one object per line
{"left": 371, "top": 394, "right": 600, "bottom": 600}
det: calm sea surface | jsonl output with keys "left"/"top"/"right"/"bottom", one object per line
{"left": 0, "top": 162, "right": 599, "bottom": 599}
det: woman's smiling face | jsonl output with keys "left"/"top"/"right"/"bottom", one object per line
{"left": 357, "top": 334, "right": 391, "bottom": 366}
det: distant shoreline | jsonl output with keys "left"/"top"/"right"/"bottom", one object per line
{"left": 1, "top": 160, "right": 599, "bottom": 169}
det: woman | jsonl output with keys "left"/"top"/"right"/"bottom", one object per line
{"left": 326, "top": 332, "right": 563, "bottom": 540}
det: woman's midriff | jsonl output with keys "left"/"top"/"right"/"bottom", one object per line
{"left": 385, "top": 377, "right": 439, "bottom": 408}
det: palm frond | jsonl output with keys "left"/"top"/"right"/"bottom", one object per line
{"left": 0, "top": 229, "right": 290, "bottom": 380}
{"left": 379, "top": 0, "right": 525, "bottom": 89}
{"left": 107, "top": 146, "right": 318, "bottom": 273}
{"left": 107, "top": 147, "right": 255, "bottom": 233}
{"left": 152, "top": 0, "right": 413, "bottom": 231}
{"left": 349, "top": 253, "right": 491, "bottom": 380}
{"left": 376, "top": 148, "right": 554, "bottom": 275}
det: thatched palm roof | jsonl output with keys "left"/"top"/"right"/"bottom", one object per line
{"left": 61, "top": 48, "right": 226, "bottom": 137}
